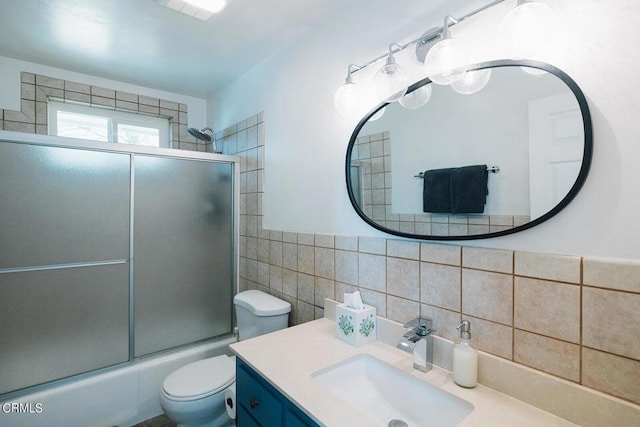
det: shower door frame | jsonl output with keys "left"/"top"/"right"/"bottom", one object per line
{"left": 0, "top": 130, "right": 240, "bottom": 398}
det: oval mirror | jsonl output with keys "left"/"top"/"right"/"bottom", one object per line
{"left": 346, "top": 60, "right": 592, "bottom": 240}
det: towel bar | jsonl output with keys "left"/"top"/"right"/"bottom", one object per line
{"left": 415, "top": 165, "right": 500, "bottom": 178}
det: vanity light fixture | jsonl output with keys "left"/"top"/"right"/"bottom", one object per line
{"left": 334, "top": 0, "right": 555, "bottom": 116}
{"left": 423, "top": 16, "right": 468, "bottom": 85}
{"left": 159, "top": 0, "right": 227, "bottom": 20}
{"left": 334, "top": 65, "right": 360, "bottom": 118}
{"left": 372, "top": 44, "right": 409, "bottom": 102}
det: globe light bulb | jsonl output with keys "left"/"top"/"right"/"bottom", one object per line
{"left": 372, "top": 55, "right": 408, "bottom": 102}
{"left": 399, "top": 84, "right": 433, "bottom": 109}
{"left": 498, "top": 0, "right": 555, "bottom": 59}
{"left": 423, "top": 37, "right": 467, "bottom": 85}
{"left": 334, "top": 78, "right": 359, "bottom": 118}
{"left": 451, "top": 68, "right": 492, "bottom": 95}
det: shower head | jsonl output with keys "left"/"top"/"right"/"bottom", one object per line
{"left": 187, "top": 127, "right": 213, "bottom": 142}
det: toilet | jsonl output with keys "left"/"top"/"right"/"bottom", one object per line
{"left": 160, "top": 290, "right": 291, "bottom": 427}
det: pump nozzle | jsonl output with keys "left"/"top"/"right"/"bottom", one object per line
{"left": 457, "top": 320, "right": 471, "bottom": 339}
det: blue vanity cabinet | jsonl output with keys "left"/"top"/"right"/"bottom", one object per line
{"left": 236, "top": 358, "right": 319, "bottom": 427}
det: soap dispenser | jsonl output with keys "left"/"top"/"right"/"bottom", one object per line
{"left": 453, "top": 320, "right": 478, "bottom": 388}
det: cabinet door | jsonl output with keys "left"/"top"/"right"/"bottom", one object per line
{"left": 237, "top": 405, "right": 262, "bottom": 427}
{"left": 236, "top": 361, "right": 283, "bottom": 426}
{"left": 285, "top": 405, "right": 317, "bottom": 427}
{"left": 236, "top": 358, "right": 319, "bottom": 427}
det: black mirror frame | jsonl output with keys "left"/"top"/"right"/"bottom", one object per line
{"left": 345, "top": 59, "right": 593, "bottom": 241}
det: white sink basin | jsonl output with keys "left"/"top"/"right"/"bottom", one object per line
{"left": 312, "top": 354, "right": 474, "bottom": 427}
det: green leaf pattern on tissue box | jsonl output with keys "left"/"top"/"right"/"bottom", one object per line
{"left": 359, "top": 314, "right": 375, "bottom": 337}
{"left": 338, "top": 314, "right": 354, "bottom": 336}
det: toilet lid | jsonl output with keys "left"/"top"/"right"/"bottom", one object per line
{"left": 234, "top": 290, "right": 291, "bottom": 316}
{"left": 163, "top": 355, "right": 235, "bottom": 399}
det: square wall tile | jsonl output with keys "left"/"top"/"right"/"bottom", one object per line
{"left": 583, "top": 287, "right": 640, "bottom": 360}
{"left": 514, "top": 330, "right": 580, "bottom": 382}
{"left": 335, "top": 282, "right": 357, "bottom": 302}
{"left": 420, "top": 304, "right": 461, "bottom": 341}
{"left": 462, "top": 247, "right": 513, "bottom": 274}
{"left": 269, "top": 241, "right": 283, "bottom": 267}
{"left": 387, "top": 239, "right": 420, "bottom": 260}
{"left": 257, "top": 262, "right": 269, "bottom": 287}
{"left": 314, "top": 233, "right": 335, "bottom": 248}
{"left": 583, "top": 257, "right": 640, "bottom": 293}
{"left": 335, "top": 235, "right": 358, "bottom": 251}
{"left": 465, "top": 316, "right": 513, "bottom": 359}
{"left": 257, "top": 238, "right": 269, "bottom": 263}
{"left": 359, "top": 236, "right": 386, "bottom": 255}
{"left": 421, "top": 243, "right": 460, "bottom": 265}
{"left": 269, "top": 266, "right": 283, "bottom": 293}
{"left": 420, "top": 262, "right": 460, "bottom": 311}
{"left": 314, "top": 277, "right": 335, "bottom": 308}
{"left": 297, "top": 232, "right": 315, "bottom": 246}
{"left": 335, "top": 250, "right": 358, "bottom": 286}
{"left": 297, "top": 301, "right": 314, "bottom": 324}
{"left": 282, "top": 231, "right": 298, "bottom": 243}
{"left": 515, "top": 251, "right": 580, "bottom": 284}
{"left": 359, "top": 288, "right": 387, "bottom": 318}
{"left": 358, "top": 253, "right": 386, "bottom": 292}
{"left": 314, "top": 247, "right": 335, "bottom": 280}
{"left": 297, "top": 245, "right": 314, "bottom": 275}
{"left": 582, "top": 347, "right": 640, "bottom": 405}
{"left": 282, "top": 242, "right": 297, "bottom": 271}
{"left": 462, "top": 269, "right": 512, "bottom": 325}
{"left": 387, "top": 295, "right": 419, "bottom": 324}
{"left": 282, "top": 268, "right": 297, "bottom": 298}
{"left": 386, "top": 257, "right": 419, "bottom": 301}
{"left": 514, "top": 277, "right": 580, "bottom": 343}
{"left": 297, "top": 273, "right": 314, "bottom": 304}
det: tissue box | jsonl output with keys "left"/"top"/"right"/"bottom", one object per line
{"left": 335, "top": 303, "right": 376, "bottom": 346}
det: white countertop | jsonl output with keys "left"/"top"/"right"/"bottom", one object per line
{"left": 230, "top": 318, "right": 577, "bottom": 427}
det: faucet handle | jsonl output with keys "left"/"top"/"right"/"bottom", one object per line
{"left": 403, "top": 318, "right": 433, "bottom": 334}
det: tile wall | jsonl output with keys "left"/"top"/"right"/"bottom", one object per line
{"left": 224, "top": 113, "right": 640, "bottom": 407}
{"left": 0, "top": 72, "right": 208, "bottom": 152}
{"left": 353, "top": 131, "right": 529, "bottom": 236}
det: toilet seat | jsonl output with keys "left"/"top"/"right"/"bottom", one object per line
{"left": 162, "top": 355, "right": 235, "bottom": 401}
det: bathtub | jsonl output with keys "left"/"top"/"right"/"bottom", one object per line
{"left": 0, "top": 335, "right": 237, "bottom": 427}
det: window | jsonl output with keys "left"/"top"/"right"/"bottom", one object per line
{"left": 48, "top": 101, "right": 170, "bottom": 148}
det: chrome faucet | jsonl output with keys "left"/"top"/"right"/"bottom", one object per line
{"left": 396, "top": 318, "right": 434, "bottom": 372}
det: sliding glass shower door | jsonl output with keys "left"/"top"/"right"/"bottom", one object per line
{"left": 0, "top": 138, "right": 235, "bottom": 396}
{"left": 0, "top": 142, "right": 131, "bottom": 394}
{"left": 133, "top": 155, "right": 233, "bottom": 356}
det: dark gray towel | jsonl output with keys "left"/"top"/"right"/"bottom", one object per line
{"left": 423, "top": 168, "right": 451, "bottom": 213}
{"left": 423, "top": 165, "right": 488, "bottom": 214}
{"left": 450, "top": 165, "right": 488, "bottom": 213}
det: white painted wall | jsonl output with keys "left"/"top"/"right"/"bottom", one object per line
{"left": 0, "top": 56, "right": 208, "bottom": 128}
{"left": 208, "top": 0, "right": 640, "bottom": 260}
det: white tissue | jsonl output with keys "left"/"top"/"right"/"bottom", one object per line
{"left": 344, "top": 290, "right": 364, "bottom": 309}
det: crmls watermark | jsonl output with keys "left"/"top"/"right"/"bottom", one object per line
{"left": 1, "top": 402, "right": 43, "bottom": 414}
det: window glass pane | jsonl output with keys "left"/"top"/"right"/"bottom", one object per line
{"left": 57, "top": 111, "right": 109, "bottom": 141}
{"left": 117, "top": 124, "right": 160, "bottom": 147}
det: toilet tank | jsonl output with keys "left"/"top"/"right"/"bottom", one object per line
{"left": 233, "top": 290, "right": 291, "bottom": 341}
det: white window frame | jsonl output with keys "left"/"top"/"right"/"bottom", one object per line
{"left": 48, "top": 101, "right": 171, "bottom": 148}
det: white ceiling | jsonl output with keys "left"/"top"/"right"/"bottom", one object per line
{"left": 0, "top": 0, "right": 346, "bottom": 97}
